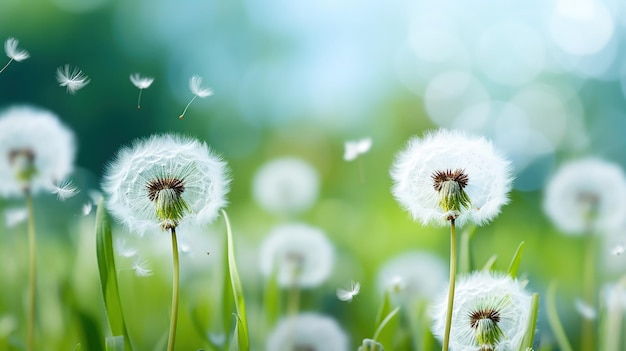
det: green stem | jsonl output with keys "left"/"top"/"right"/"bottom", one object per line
{"left": 603, "top": 276, "right": 626, "bottom": 351}
{"left": 546, "top": 281, "right": 573, "bottom": 351}
{"left": 581, "top": 232, "right": 596, "bottom": 351}
{"left": 167, "top": 228, "right": 180, "bottom": 351}
{"left": 442, "top": 219, "right": 457, "bottom": 351}
{"left": 26, "top": 192, "right": 35, "bottom": 351}
{"left": 287, "top": 279, "right": 300, "bottom": 317}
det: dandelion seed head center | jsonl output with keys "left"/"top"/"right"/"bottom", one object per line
{"left": 576, "top": 191, "right": 599, "bottom": 207}
{"left": 146, "top": 177, "right": 186, "bottom": 201}
{"left": 432, "top": 169, "right": 469, "bottom": 192}
{"left": 8, "top": 148, "right": 35, "bottom": 165}
{"left": 469, "top": 308, "right": 501, "bottom": 329}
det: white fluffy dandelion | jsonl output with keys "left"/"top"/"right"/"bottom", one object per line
{"left": 259, "top": 222, "right": 334, "bottom": 288}
{"left": 376, "top": 251, "right": 447, "bottom": 302}
{"left": 1, "top": 37, "right": 29, "bottom": 74}
{"left": 611, "top": 243, "right": 625, "bottom": 256}
{"left": 102, "top": 134, "right": 230, "bottom": 235}
{"left": 50, "top": 178, "right": 79, "bottom": 201}
{"left": 431, "top": 271, "right": 532, "bottom": 351}
{"left": 56, "top": 64, "right": 89, "bottom": 94}
{"left": 130, "top": 73, "right": 154, "bottom": 109}
{"left": 391, "top": 129, "right": 512, "bottom": 227}
{"left": 179, "top": 75, "right": 213, "bottom": 119}
{"left": 0, "top": 105, "right": 75, "bottom": 197}
{"left": 252, "top": 157, "right": 320, "bottom": 216}
{"left": 266, "top": 313, "right": 349, "bottom": 351}
{"left": 344, "top": 137, "right": 372, "bottom": 162}
{"left": 543, "top": 158, "right": 626, "bottom": 235}
{"left": 4, "top": 207, "right": 28, "bottom": 227}
{"left": 337, "top": 280, "right": 360, "bottom": 302}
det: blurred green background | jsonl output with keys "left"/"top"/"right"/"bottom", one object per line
{"left": 1, "top": 0, "right": 625, "bottom": 350}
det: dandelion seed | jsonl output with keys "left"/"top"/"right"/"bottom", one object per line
{"left": 343, "top": 137, "right": 372, "bottom": 162}
{"left": 266, "top": 313, "right": 349, "bottom": 351}
{"left": 336, "top": 280, "right": 360, "bottom": 302}
{"left": 132, "top": 257, "right": 153, "bottom": 277}
{"left": 50, "top": 178, "right": 79, "bottom": 201}
{"left": 259, "top": 223, "right": 334, "bottom": 288}
{"left": 56, "top": 64, "right": 90, "bottom": 94}
{"left": 544, "top": 158, "right": 626, "bottom": 235}
{"left": 575, "top": 298, "right": 597, "bottom": 320}
{"left": 1, "top": 37, "right": 29, "bottom": 75}
{"left": 179, "top": 75, "right": 213, "bottom": 119}
{"left": 114, "top": 238, "right": 137, "bottom": 258}
{"left": 130, "top": 73, "right": 154, "bottom": 109}
{"left": 0, "top": 105, "right": 76, "bottom": 197}
{"left": 611, "top": 243, "right": 625, "bottom": 256}
{"left": 103, "top": 134, "right": 229, "bottom": 235}
{"left": 4, "top": 207, "right": 28, "bottom": 227}
{"left": 81, "top": 202, "right": 92, "bottom": 216}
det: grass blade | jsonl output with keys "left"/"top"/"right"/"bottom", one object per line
{"left": 95, "top": 198, "right": 132, "bottom": 350}
{"left": 507, "top": 241, "right": 526, "bottom": 278}
{"left": 546, "top": 281, "right": 573, "bottom": 351}
{"left": 518, "top": 293, "right": 539, "bottom": 351}
{"left": 222, "top": 210, "right": 249, "bottom": 351}
{"left": 373, "top": 290, "right": 398, "bottom": 349}
{"left": 373, "top": 306, "right": 401, "bottom": 341}
{"left": 263, "top": 265, "right": 280, "bottom": 326}
{"left": 481, "top": 254, "right": 498, "bottom": 272}
{"left": 105, "top": 336, "right": 124, "bottom": 351}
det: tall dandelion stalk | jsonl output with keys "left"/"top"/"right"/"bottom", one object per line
{"left": 26, "top": 191, "right": 35, "bottom": 351}
{"left": 390, "top": 129, "right": 512, "bottom": 351}
{"left": 102, "top": 134, "right": 230, "bottom": 351}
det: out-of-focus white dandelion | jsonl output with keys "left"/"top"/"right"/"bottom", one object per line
{"left": 130, "top": 73, "right": 154, "bottom": 109}
{"left": 376, "top": 251, "right": 447, "bottom": 302}
{"left": 344, "top": 137, "right": 372, "bottom": 162}
{"left": 337, "top": 280, "right": 360, "bottom": 302}
{"left": 259, "top": 223, "right": 334, "bottom": 288}
{"left": 611, "top": 243, "right": 625, "bottom": 256}
{"left": 114, "top": 238, "right": 138, "bottom": 258}
{"left": 575, "top": 298, "right": 597, "bottom": 320}
{"left": 266, "top": 313, "right": 349, "bottom": 351}
{"left": 0, "top": 105, "right": 75, "bottom": 197}
{"left": 4, "top": 207, "right": 28, "bottom": 227}
{"left": 391, "top": 129, "right": 512, "bottom": 227}
{"left": 56, "top": 64, "right": 90, "bottom": 94}
{"left": 179, "top": 75, "right": 213, "bottom": 120}
{"left": 252, "top": 157, "right": 320, "bottom": 216}
{"left": 131, "top": 257, "right": 153, "bottom": 277}
{"left": 81, "top": 202, "right": 92, "bottom": 216}
{"left": 1, "top": 37, "right": 29, "bottom": 75}
{"left": 544, "top": 158, "right": 626, "bottom": 235}
{"left": 431, "top": 271, "right": 532, "bottom": 351}
{"left": 50, "top": 178, "right": 79, "bottom": 201}
{"left": 102, "top": 134, "right": 229, "bottom": 235}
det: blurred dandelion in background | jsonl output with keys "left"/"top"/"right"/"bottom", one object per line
{"left": 266, "top": 313, "right": 348, "bottom": 351}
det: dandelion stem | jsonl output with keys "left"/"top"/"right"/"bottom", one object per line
{"left": 137, "top": 89, "right": 143, "bottom": 109}
{"left": 287, "top": 279, "right": 300, "bottom": 316}
{"left": 581, "top": 232, "right": 597, "bottom": 351}
{"left": 167, "top": 227, "right": 180, "bottom": 351}
{"left": 0, "top": 58, "right": 13, "bottom": 75}
{"left": 442, "top": 218, "right": 457, "bottom": 351}
{"left": 179, "top": 94, "right": 198, "bottom": 119}
{"left": 26, "top": 191, "right": 36, "bottom": 351}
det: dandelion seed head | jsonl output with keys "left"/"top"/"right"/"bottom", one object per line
{"left": 56, "top": 64, "right": 90, "bottom": 94}
{"left": 266, "top": 313, "right": 349, "bottom": 351}
{"left": 431, "top": 271, "right": 532, "bottom": 351}
{"left": 50, "top": 178, "right": 79, "bottom": 201}
{"left": 543, "top": 158, "right": 626, "bottom": 235}
{"left": 391, "top": 129, "right": 512, "bottom": 227}
{"left": 0, "top": 105, "right": 75, "bottom": 197}
{"left": 102, "top": 134, "right": 230, "bottom": 235}
{"left": 189, "top": 75, "right": 213, "bottom": 98}
{"left": 4, "top": 207, "right": 27, "bottom": 227}
{"left": 344, "top": 137, "right": 372, "bottom": 162}
{"left": 252, "top": 157, "right": 320, "bottom": 215}
{"left": 130, "top": 73, "right": 154, "bottom": 89}
{"left": 337, "top": 280, "right": 360, "bottom": 302}
{"left": 259, "top": 222, "right": 334, "bottom": 288}
{"left": 4, "top": 37, "right": 29, "bottom": 62}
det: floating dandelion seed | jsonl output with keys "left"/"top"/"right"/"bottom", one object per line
{"left": 575, "top": 298, "right": 597, "bottom": 320}
{"left": 179, "top": 75, "right": 213, "bottom": 120}
{"left": 4, "top": 207, "right": 28, "bottom": 227}
{"left": 81, "top": 202, "right": 92, "bottom": 216}
{"left": 130, "top": 73, "right": 154, "bottom": 109}
{"left": 337, "top": 280, "right": 360, "bottom": 302}
{"left": 114, "top": 238, "right": 138, "bottom": 258}
{"left": 56, "top": 64, "right": 90, "bottom": 94}
{"left": 1, "top": 37, "right": 29, "bottom": 75}
{"left": 266, "top": 313, "right": 349, "bottom": 351}
{"left": 343, "top": 137, "right": 372, "bottom": 161}
{"left": 51, "top": 178, "right": 79, "bottom": 201}
{"left": 132, "top": 257, "right": 153, "bottom": 277}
